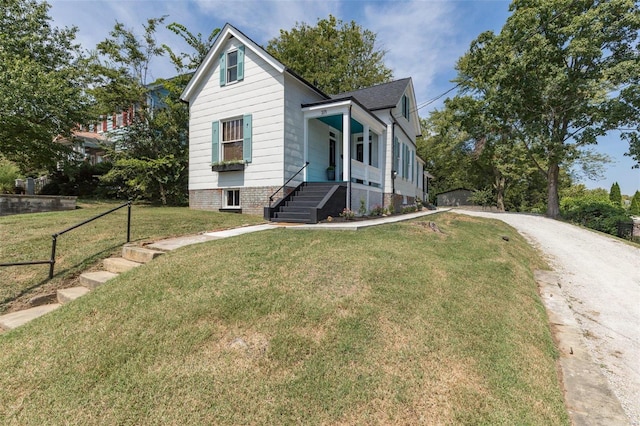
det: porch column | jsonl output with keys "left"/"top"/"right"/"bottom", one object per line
{"left": 363, "top": 124, "right": 370, "bottom": 185}
{"left": 342, "top": 109, "right": 351, "bottom": 209}
{"left": 303, "top": 117, "right": 309, "bottom": 181}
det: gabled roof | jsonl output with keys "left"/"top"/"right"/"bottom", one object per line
{"left": 332, "top": 78, "right": 412, "bottom": 111}
{"left": 181, "top": 23, "right": 328, "bottom": 102}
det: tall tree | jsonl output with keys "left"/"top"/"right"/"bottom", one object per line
{"left": 629, "top": 190, "right": 640, "bottom": 215}
{"left": 266, "top": 15, "right": 393, "bottom": 94}
{"left": 92, "top": 19, "right": 218, "bottom": 205}
{"left": 455, "top": 0, "right": 640, "bottom": 218}
{"left": 0, "top": 0, "right": 92, "bottom": 173}
{"left": 609, "top": 182, "right": 622, "bottom": 206}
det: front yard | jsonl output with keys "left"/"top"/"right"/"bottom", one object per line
{"left": 0, "top": 213, "right": 568, "bottom": 424}
{"left": 0, "top": 201, "right": 264, "bottom": 314}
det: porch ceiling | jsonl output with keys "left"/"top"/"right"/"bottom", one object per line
{"left": 316, "top": 115, "right": 363, "bottom": 133}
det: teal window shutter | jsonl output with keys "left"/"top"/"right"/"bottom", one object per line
{"left": 237, "top": 45, "right": 245, "bottom": 81}
{"left": 219, "top": 53, "right": 226, "bottom": 86}
{"left": 212, "top": 121, "right": 219, "bottom": 163}
{"left": 393, "top": 137, "right": 399, "bottom": 173}
{"left": 243, "top": 114, "right": 252, "bottom": 163}
{"left": 410, "top": 150, "right": 414, "bottom": 182}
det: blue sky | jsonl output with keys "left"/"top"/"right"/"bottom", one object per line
{"left": 48, "top": 0, "right": 639, "bottom": 195}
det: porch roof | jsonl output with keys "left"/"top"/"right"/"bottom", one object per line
{"left": 301, "top": 96, "right": 387, "bottom": 131}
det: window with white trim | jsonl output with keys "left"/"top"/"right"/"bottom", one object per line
{"left": 227, "top": 50, "right": 238, "bottom": 83}
{"left": 222, "top": 117, "right": 243, "bottom": 161}
{"left": 225, "top": 189, "right": 240, "bottom": 207}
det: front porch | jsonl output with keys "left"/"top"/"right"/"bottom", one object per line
{"left": 302, "top": 98, "right": 387, "bottom": 212}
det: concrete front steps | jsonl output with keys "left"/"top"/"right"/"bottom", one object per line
{"left": 0, "top": 245, "right": 164, "bottom": 331}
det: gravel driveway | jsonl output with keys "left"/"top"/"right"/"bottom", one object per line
{"left": 456, "top": 210, "right": 640, "bottom": 425}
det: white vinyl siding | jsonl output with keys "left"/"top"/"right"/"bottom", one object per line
{"left": 189, "top": 38, "right": 285, "bottom": 190}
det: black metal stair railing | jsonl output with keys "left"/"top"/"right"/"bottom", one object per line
{"left": 268, "top": 162, "right": 309, "bottom": 208}
{"left": 0, "top": 201, "right": 132, "bottom": 279}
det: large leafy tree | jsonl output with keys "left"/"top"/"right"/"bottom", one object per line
{"left": 266, "top": 15, "right": 393, "bottom": 94}
{"left": 455, "top": 0, "right": 640, "bottom": 218}
{"left": 0, "top": 0, "right": 92, "bottom": 173}
{"left": 92, "top": 19, "right": 218, "bottom": 205}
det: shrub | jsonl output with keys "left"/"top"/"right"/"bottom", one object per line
{"left": 629, "top": 191, "right": 640, "bottom": 216}
{"left": 402, "top": 205, "right": 417, "bottom": 214}
{"left": 561, "top": 196, "right": 630, "bottom": 236}
{"left": 469, "top": 188, "right": 494, "bottom": 207}
{"left": 370, "top": 205, "right": 384, "bottom": 216}
{"left": 339, "top": 208, "right": 355, "bottom": 220}
{"left": 0, "top": 159, "right": 21, "bottom": 194}
{"left": 358, "top": 197, "right": 367, "bottom": 216}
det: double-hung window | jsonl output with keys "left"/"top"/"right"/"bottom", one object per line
{"left": 222, "top": 118, "right": 243, "bottom": 161}
{"left": 226, "top": 50, "right": 238, "bottom": 83}
{"left": 220, "top": 45, "right": 244, "bottom": 86}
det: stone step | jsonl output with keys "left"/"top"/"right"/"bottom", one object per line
{"left": 0, "top": 304, "right": 62, "bottom": 330}
{"left": 80, "top": 271, "right": 118, "bottom": 290}
{"left": 103, "top": 257, "right": 142, "bottom": 273}
{"left": 122, "top": 245, "right": 164, "bottom": 263}
{"left": 57, "top": 286, "right": 91, "bottom": 304}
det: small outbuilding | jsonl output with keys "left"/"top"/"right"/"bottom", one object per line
{"left": 436, "top": 188, "right": 473, "bottom": 207}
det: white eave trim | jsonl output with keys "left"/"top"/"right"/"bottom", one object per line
{"left": 180, "top": 23, "right": 286, "bottom": 102}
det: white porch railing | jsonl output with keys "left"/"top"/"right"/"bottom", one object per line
{"left": 351, "top": 159, "right": 382, "bottom": 186}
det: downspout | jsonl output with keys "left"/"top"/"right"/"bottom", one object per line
{"left": 390, "top": 112, "right": 397, "bottom": 210}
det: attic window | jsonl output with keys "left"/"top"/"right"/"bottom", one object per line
{"left": 219, "top": 45, "right": 245, "bottom": 86}
{"left": 227, "top": 51, "right": 238, "bottom": 83}
{"left": 402, "top": 95, "right": 410, "bottom": 121}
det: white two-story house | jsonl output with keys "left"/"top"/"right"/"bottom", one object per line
{"left": 181, "top": 24, "right": 426, "bottom": 223}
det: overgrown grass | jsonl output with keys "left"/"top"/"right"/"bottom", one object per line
{"left": 0, "top": 213, "right": 569, "bottom": 424}
{"left": 0, "top": 200, "right": 264, "bottom": 312}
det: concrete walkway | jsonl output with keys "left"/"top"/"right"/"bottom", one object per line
{"left": 148, "top": 209, "right": 446, "bottom": 251}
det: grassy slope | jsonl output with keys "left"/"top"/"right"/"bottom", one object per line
{"left": 0, "top": 213, "right": 569, "bottom": 425}
{"left": 0, "top": 201, "right": 264, "bottom": 312}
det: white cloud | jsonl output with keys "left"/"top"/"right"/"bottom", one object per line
{"left": 192, "top": 0, "right": 338, "bottom": 43}
{"left": 361, "top": 1, "right": 461, "bottom": 108}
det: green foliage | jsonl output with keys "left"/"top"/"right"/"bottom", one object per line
{"left": 454, "top": 0, "right": 640, "bottom": 217}
{"left": 369, "top": 205, "right": 384, "bottom": 216}
{"left": 100, "top": 156, "right": 186, "bottom": 205}
{"left": 0, "top": 159, "right": 21, "bottom": 194}
{"left": 469, "top": 188, "right": 495, "bottom": 207}
{"left": 0, "top": 0, "right": 92, "bottom": 172}
{"left": 40, "top": 161, "right": 112, "bottom": 197}
{"left": 630, "top": 191, "right": 640, "bottom": 216}
{"left": 89, "top": 19, "right": 214, "bottom": 205}
{"left": 609, "top": 182, "right": 622, "bottom": 206}
{"left": 358, "top": 198, "right": 367, "bottom": 216}
{"left": 561, "top": 196, "right": 630, "bottom": 236}
{"left": 339, "top": 208, "right": 355, "bottom": 220}
{"left": 266, "top": 15, "right": 393, "bottom": 94}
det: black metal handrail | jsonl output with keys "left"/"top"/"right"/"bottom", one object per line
{"left": 0, "top": 201, "right": 132, "bottom": 279}
{"left": 268, "top": 162, "right": 309, "bottom": 207}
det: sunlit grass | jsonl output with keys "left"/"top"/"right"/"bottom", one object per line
{"left": 0, "top": 213, "right": 569, "bottom": 424}
{"left": 0, "top": 200, "right": 264, "bottom": 312}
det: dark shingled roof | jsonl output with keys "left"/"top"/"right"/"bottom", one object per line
{"left": 331, "top": 78, "right": 411, "bottom": 111}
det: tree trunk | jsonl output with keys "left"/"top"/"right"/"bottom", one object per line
{"left": 546, "top": 163, "right": 560, "bottom": 218}
{"left": 495, "top": 175, "right": 506, "bottom": 212}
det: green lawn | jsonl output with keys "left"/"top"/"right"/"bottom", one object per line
{"left": 0, "top": 213, "right": 569, "bottom": 424}
{"left": 0, "top": 200, "right": 264, "bottom": 313}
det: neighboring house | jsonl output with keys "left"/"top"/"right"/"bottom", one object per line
{"left": 181, "top": 23, "right": 428, "bottom": 223}
{"left": 54, "top": 130, "right": 109, "bottom": 165}
{"left": 436, "top": 188, "right": 473, "bottom": 207}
